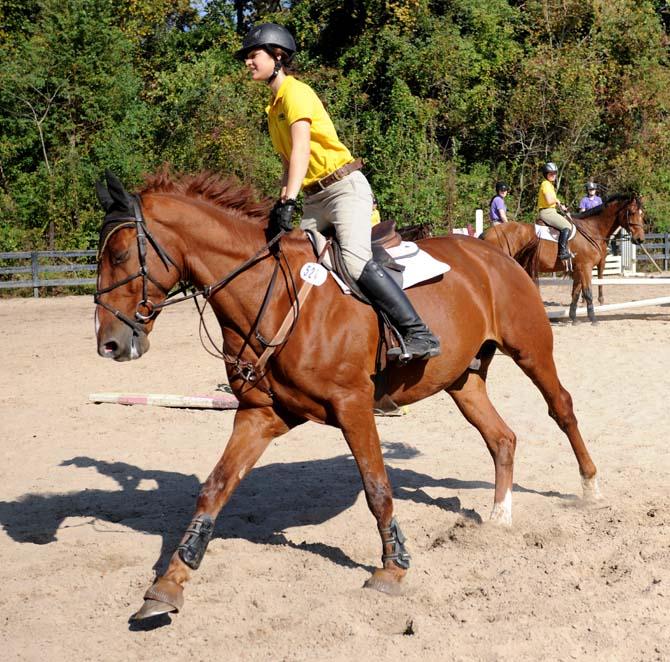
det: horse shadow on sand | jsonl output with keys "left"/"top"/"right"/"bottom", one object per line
{"left": 0, "top": 441, "right": 572, "bottom": 575}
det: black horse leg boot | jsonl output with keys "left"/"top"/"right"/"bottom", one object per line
{"left": 357, "top": 260, "right": 441, "bottom": 361}
{"left": 558, "top": 228, "right": 572, "bottom": 260}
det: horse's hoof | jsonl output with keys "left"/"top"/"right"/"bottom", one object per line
{"left": 131, "top": 577, "right": 184, "bottom": 620}
{"left": 581, "top": 475, "right": 603, "bottom": 502}
{"left": 132, "top": 598, "right": 177, "bottom": 620}
{"left": 363, "top": 567, "right": 406, "bottom": 596}
{"left": 590, "top": 320, "right": 599, "bottom": 326}
{"left": 571, "top": 319, "right": 580, "bottom": 326}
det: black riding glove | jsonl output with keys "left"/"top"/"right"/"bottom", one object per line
{"left": 270, "top": 199, "right": 297, "bottom": 235}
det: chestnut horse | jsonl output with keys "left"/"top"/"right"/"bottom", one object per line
{"left": 481, "top": 193, "right": 645, "bottom": 324}
{"left": 94, "top": 170, "right": 599, "bottom": 620}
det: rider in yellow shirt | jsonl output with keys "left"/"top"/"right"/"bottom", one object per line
{"left": 237, "top": 23, "right": 439, "bottom": 361}
{"left": 537, "top": 162, "right": 572, "bottom": 260}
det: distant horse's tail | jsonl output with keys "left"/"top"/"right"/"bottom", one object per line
{"left": 515, "top": 234, "right": 541, "bottom": 281}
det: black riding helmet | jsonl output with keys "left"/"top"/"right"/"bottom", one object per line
{"left": 495, "top": 182, "right": 509, "bottom": 194}
{"left": 235, "top": 23, "right": 297, "bottom": 61}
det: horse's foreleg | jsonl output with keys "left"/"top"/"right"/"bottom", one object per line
{"left": 582, "top": 284, "right": 598, "bottom": 324}
{"left": 447, "top": 370, "right": 517, "bottom": 525}
{"left": 132, "top": 405, "right": 302, "bottom": 620}
{"left": 337, "top": 402, "right": 408, "bottom": 595}
{"left": 597, "top": 256, "right": 605, "bottom": 305}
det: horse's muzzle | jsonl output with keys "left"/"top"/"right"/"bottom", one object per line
{"left": 632, "top": 237, "right": 644, "bottom": 246}
{"left": 97, "top": 322, "right": 150, "bottom": 361}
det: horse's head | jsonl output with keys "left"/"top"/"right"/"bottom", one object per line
{"left": 94, "top": 171, "right": 182, "bottom": 361}
{"left": 620, "top": 194, "right": 646, "bottom": 245}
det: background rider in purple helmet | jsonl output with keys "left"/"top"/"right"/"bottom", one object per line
{"left": 489, "top": 182, "right": 510, "bottom": 225}
{"left": 579, "top": 182, "right": 603, "bottom": 212}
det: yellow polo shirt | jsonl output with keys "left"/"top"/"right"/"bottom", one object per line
{"left": 537, "top": 179, "right": 557, "bottom": 210}
{"left": 266, "top": 76, "right": 353, "bottom": 187}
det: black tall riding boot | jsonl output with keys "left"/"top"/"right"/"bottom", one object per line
{"left": 557, "top": 228, "right": 572, "bottom": 260}
{"left": 357, "top": 260, "right": 441, "bottom": 361}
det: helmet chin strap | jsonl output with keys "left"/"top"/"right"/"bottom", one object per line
{"left": 267, "top": 58, "right": 282, "bottom": 84}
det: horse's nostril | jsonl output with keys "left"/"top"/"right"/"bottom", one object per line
{"left": 102, "top": 340, "right": 118, "bottom": 357}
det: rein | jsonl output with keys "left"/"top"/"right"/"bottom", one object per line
{"left": 95, "top": 195, "right": 316, "bottom": 395}
{"left": 574, "top": 198, "right": 642, "bottom": 252}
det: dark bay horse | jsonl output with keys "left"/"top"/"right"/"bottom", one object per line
{"left": 481, "top": 194, "right": 645, "bottom": 323}
{"left": 94, "top": 170, "right": 600, "bottom": 620}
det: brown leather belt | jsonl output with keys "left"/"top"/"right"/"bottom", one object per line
{"left": 303, "top": 158, "right": 364, "bottom": 196}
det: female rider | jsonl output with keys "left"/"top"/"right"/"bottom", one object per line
{"left": 579, "top": 182, "right": 602, "bottom": 212}
{"left": 537, "top": 162, "right": 572, "bottom": 260}
{"left": 489, "top": 181, "right": 510, "bottom": 225}
{"left": 236, "top": 23, "right": 440, "bottom": 361}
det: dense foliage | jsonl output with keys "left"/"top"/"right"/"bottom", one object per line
{"left": 1, "top": 0, "right": 668, "bottom": 250}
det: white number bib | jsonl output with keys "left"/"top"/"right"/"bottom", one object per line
{"left": 300, "top": 262, "right": 328, "bottom": 286}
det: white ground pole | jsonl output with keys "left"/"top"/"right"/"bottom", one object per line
{"left": 541, "top": 277, "right": 670, "bottom": 319}
{"left": 475, "top": 209, "right": 484, "bottom": 236}
{"left": 89, "top": 392, "right": 239, "bottom": 409}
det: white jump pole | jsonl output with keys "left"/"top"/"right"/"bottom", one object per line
{"left": 547, "top": 296, "right": 670, "bottom": 319}
{"left": 89, "top": 392, "right": 239, "bottom": 410}
{"left": 539, "top": 277, "right": 670, "bottom": 287}
{"left": 475, "top": 209, "right": 484, "bottom": 236}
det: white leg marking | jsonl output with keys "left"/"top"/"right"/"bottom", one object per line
{"left": 489, "top": 489, "right": 512, "bottom": 526}
{"left": 581, "top": 475, "right": 602, "bottom": 501}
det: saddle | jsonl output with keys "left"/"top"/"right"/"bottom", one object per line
{"left": 534, "top": 219, "right": 577, "bottom": 242}
{"left": 309, "top": 220, "right": 406, "bottom": 302}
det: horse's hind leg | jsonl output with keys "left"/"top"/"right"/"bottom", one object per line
{"left": 508, "top": 339, "right": 600, "bottom": 501}
{"left": 569, "top": 279, "right": 583, "bottom": 324}
{"left": 132, "top": 405, "right": 303, "bottom": 620}
{"left": 447, "top": 365, "right": 517, "bottom": 525}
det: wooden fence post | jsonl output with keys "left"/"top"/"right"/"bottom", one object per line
{"left": 31, "top": 251, "right": 39, "bottom": 298}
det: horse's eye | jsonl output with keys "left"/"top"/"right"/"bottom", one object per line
{"left": 111, "top": 250, "right": 129, "bottom": 266}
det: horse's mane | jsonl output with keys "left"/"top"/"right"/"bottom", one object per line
{"left": 573, "top": 191, "right": 641, "bottom": 219}
{"left": 139, "top": 168, "right": 273, "bottom": 223}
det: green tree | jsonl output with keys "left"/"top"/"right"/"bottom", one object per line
{"left": 0, "top": 0, "right": 152, "bottom": 249}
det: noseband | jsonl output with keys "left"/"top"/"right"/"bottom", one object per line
{"left": 94, "top": 196, "right": 183, "bottom": 336}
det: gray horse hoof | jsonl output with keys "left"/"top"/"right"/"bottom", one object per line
{"left": 131, "top": 576, "right": 184, "bottom": 620}
{"left": 131, "top": 598, "right": 177, "bottom": 620}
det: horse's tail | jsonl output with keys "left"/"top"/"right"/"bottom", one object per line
{"left": 515, "top": 234, "right": 541, "bottom": 281}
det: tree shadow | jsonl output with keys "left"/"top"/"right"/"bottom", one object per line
{"left": 0, "top": 441, "right": 573, "bottom": 576}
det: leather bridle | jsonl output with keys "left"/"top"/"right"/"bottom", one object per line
{"left": 619, "top": 200, "right": 645, "bottom": 236}
{"left": 94, "top": 195, "right": 298, "bottom": 391}
{"left": 94, "top": 196, "right": 184, "bottom": 336}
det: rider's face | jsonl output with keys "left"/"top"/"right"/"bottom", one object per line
{"left": 244, "top": 49, "right": 276, "bottom": 81}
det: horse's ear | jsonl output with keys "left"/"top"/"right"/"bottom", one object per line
{"left": 95, "top": 180, "right": 115, "bottom": 212}
{"left": 105, "top": 169, "right": 134, "bottom": 209}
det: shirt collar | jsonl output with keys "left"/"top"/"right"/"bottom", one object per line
{"left": 268, "top": 76, "right": 293, "bottom": 110}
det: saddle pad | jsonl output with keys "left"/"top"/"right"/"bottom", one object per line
{"left": 387, "top": 241, "right": 450, "bottom": 288}
{"left": 534, "top": 224, "right": 577, "bottom": 242}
